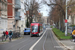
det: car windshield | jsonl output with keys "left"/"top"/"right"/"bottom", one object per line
{"left": 25, "top": 28, "right": 30, "bottom": 30}
{"left": 32, "top": 26, "right": 38, "bottom": 32}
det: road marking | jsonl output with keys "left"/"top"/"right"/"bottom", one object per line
{"left": 29, "top": 29, "right": 47, "bottom": 50}
{"left": 39, "top": 31, "right": 43, "bottom": 36}
{"left": 43, "top": 29, "right": 48, "bottom": 50}
{"left": 18, "top": 37, "right": 39, "bottom": 50}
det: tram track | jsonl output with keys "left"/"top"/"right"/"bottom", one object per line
{"left": 49, "top": 30, "right": 58, "bottom": 50}
{"left": 43, "top": 30, "right": 48, "bottom": 50}
{"left": 30, "top": 28, "right": 63, "bottom": 50}
{"left": 43, "top": 29, "right": 58, "bottom": 50}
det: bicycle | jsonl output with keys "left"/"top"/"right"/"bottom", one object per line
{"left": 2, "top": 34, "right": 5, "bottom": 42}
{"left": 9, "top": 35, "right": 12, "bottom": 42}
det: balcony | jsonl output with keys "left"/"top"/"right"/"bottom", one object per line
{"left": 15, "top": 0, "right": 21, "bottom": 9}
{"left": 15, "top": 12, "right": 21, "bottom": 20}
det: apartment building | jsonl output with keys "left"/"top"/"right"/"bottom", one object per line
{"left": 0, "top": 0, "right": 8, "bottom": 34}
{"left": 7, "top": 0, "right": 26, "bottom": 33}
{"left": 43, "top": 16, "right": 48, "bottom": 24}
{"left": 7, "top": 0, "right": 15, "bottom": 31}
{"left": 14, "top": 0, "right": 21, "bottom": 32}
{"left": 19, "top": 0, "right": 26, "bottom": 33}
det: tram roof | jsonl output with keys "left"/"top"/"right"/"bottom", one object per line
{"left": 31, "top": 22, "right": 42, "bottom": 26}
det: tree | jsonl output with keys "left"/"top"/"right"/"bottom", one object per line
{"left": 26, "top": 18, "right": 29, "bottom": 28}
{"left": 24, "top": 0, "right": 40, "bottom": 25}
{"left": 67, "top": 0, "right": 75, "bottom": 25}
{"left": 44, "top": 0, "right": 65, "bottom": 31}
{"left": 44, "top": 0, "right": 75, "bottom": 31}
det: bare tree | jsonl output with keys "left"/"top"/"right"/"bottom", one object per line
{"left": 44, "top": 0, "right": 75, "bottom": 31}
{"left": 45, "top": 0, "right": 65, "bottom": 31}
{"left": 24, "top": 0, "right": 40, "bottom": 26}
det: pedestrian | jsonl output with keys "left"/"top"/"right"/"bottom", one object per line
{"left": 5, "top": 30, "right": 8, "bottom": 41}
{"left": 9, "top": 30, "right": 13, "bottom": 42}
{"left": 72, "top": 26, "right": 75, "bottom": 42}
{"left": 2, "top": 31, "right": 5, "bottom": 41}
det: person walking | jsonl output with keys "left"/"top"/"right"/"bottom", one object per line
{"left": 2, "top": 31, "right": 5, "bottom": 41}
{"left": 72, "top": 26, "right": 75, "bottom": 42}
{"left": 9, "top": 30, "right": 13, "bottom": 42}
{"left": 5, "top": 30, "right": 8, "bottom": 41}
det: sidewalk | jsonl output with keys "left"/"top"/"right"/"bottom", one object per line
{"left": 60, "top": 40, "right": 75, "bottom": 50}
{"left": 61, "top": 29, "right": 75, "bottom": 50}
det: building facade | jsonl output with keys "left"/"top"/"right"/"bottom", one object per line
{"left": 14, "top": 0, "right": 21, "bottom": 32}
{"left": 19, "top": 0, "right": 27, "bottom": 33}
{"left": 0, "top": 0, "right": 8, "bottom": 34}
{"left": 7, "top": 0, "right": 15, "bottom": 31}
{"left": 7, "top": 0, "right": 26, "bottom": 33}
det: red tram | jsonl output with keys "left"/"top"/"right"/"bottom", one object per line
{"left": 30, "top": 23, "right": 42, "bottom": 37}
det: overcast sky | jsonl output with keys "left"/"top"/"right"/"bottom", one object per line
{"left": 39, "top": 5, "right": 50, "bottom": 16}
{"left": 38, "top": 0, "right": 69, "bottom": 16}
{"left": 38, "top": 0, "right": 50, "bottom": 17}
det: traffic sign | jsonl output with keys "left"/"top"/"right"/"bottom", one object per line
{"left": 65, "top": 19, "right": 67, "bottom": 23}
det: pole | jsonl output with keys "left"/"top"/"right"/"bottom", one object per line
{"left": 65, "top": 0, "right": 67, "bottom": 36}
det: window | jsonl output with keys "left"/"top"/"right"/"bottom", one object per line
{"left": 32, "top": 26, "right": 38, "bottom": 32}
{"left": 39, "top": 26, "right": 40, "bottom": 32}
{"left": 25, "top": 28, "right": 30, "bottom": 30}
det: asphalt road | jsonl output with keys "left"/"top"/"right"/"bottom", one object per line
{"left": 33, "top": 28, "right": 63, "bottom": 50}
{"left": 0, "top": 35, "right": 40, "bottom": 50}
{"left": 0, "top": 28, "right": 63, "bottom": 50}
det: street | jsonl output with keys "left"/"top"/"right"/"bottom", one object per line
{"left": 32, "top": 28, "right": 63, "bottom": 50}
{"left": 0, "top": 28, "right": 63, "bottom": 50}
{"left": 0, "top": 0, "right": 74, "bottom": 50}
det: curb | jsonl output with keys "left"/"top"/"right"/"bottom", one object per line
{"left": 51, "top": 29, "right": 72, "bottom": 50}
{"left": 59, "top": 41, "right": 72, "bottom": 50}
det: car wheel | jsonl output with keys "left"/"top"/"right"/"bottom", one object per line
{"left": 37, "top": 34, "right": 40, "bottom": 37}
{"left": 28, "top": 33, "right": 30, "bottom": 35}
{"left": 24, "top": 33, "right": 26, "bottom": 35}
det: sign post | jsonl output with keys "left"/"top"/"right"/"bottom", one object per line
{"left": 65, "top": 19, "right": 67, "bottom": 23}
{"left": 65, "top": 0, "right": 68, "bottom": 36}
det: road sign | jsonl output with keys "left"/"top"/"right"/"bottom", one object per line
{"left": 65, "top": 19, "right": 67, "bottom": 23}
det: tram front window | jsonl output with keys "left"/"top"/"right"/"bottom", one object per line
{"left": 32, "top": 26, "right": 38, "bottom": 32}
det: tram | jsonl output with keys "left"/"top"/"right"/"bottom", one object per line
{"left": 30, "top": 22, "right": 42, "bottom": 37}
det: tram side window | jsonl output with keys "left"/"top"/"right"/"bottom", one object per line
{"left": 40, "top": 26, "right": 42, "bottom": 32}
{"left": 39, "top": 26, "right": 40, "bottom": 32}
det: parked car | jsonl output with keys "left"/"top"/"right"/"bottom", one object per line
{"left": 24, "top": 28, "right": 30, "bottom": 35}
{"left": 68, "top": 26, "right": 73, "bottom": 30}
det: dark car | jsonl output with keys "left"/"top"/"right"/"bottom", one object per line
{"left": 24, "top": 28, "right": 30, "bottom": 35}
